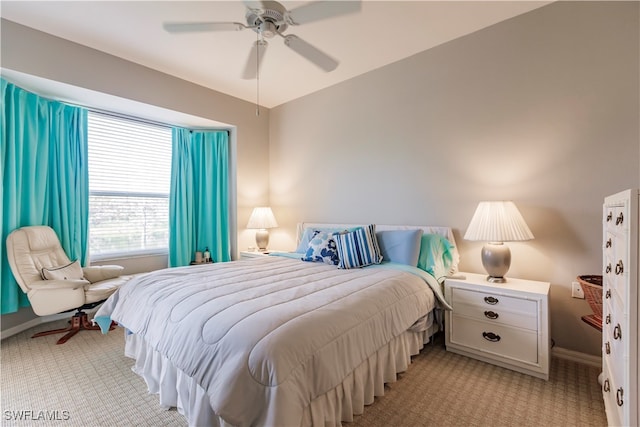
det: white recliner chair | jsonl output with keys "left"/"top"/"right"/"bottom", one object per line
{"left": 6, "top": 225, "right": 134, "bottom": 344}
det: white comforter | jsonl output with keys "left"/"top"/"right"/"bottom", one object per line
{"left": 95, "top": 256, "right": 439, "bottom": 426}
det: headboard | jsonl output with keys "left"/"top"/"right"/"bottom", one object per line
{"left": 296, "top": 222, "right": 460, "bottom": 274}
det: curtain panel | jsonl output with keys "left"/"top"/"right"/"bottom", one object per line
{"left": 169, "top": 128, "right": 230, "bottom": 267}
{"left": 1, "top": 79, "right": 88, "bottom": 314}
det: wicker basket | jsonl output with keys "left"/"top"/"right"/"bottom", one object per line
{"left": 578, "top": 275, "right": 603, "bottom": 331}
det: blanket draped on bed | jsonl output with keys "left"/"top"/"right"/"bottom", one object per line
{"left": 95, "top": 256, "right": 438, "bottom": 426}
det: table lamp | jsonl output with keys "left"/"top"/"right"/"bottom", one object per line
{"left": 247, "top": 207, "right": 278, "bottom": 251}
{"left": 464, "top": 201, "right": 534, "bottom": 283}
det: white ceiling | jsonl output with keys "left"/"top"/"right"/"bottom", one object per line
{"left": 1, "top": 1, "right": 550, "bottom": 108}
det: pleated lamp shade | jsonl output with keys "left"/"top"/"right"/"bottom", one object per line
{"left": 246, "top": 207, "right": 278, "bottom": 230}
{"left": 464, "top": 201, "right": 533, "bottom": 283}
{"left": 464, "top": 201, "right": 534, "bottom": 242}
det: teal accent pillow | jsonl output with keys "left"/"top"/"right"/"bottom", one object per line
{"left": 301, "top": 230, "right": 340, "bottom": 265}
{"left": 335, "top": 224, "right": 383, "bottom": 269}
{"left": 417, "top": 234, "right": 454, "bottom": 280}
{"left": 376, "top": 229, "right": 423, "bottom": 267}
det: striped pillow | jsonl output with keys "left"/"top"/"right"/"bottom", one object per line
{"left": 335, "top": 224, "right": 383, "bottom": 269}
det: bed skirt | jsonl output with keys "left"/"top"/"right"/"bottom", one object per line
{"left": 124, "top": 321, "right": 439, "bottom": 427}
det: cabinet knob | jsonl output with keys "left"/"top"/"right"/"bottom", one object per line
{"left": 482, "top": 332, "right": 501, "bottom": 342}
{"left": 483, "top": 296, "right": 499, "bottom": 305}
{"left": 615, "top": 212, "right": 624, "bottom": 225}
{"left": 605, "top": 342, "right": 610, "bottom": 354}
{"left": 616, "top": 388, "right": 624, "bottom": 406}
{"left": 605, "top": 264, "right": 612, "bottom": 274}
{"left": 605, "top": 289, "right": 611, "bottom": 299}
{"left": 605, "top": 238, "right": 612, "bottom": 248}
{"left": 603, "top": 379, "right": 610, "bottom": 392}
{"left": 605, "top": 314, "right": 611, "bottom": 324}
{"left": 613, "top": 324, "right": 622, "bottom": 340}
{"left": 606, "top": 212, "right": 613, "bottom": 222}
{"left": 484, "top": 310, "right": 499, "bottom": 320}
{"left": 615, "top": 260, "right": 624, "bottom": 275}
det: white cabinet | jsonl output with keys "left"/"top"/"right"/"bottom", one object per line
{"left": 602, "top": 189, "right": 639, "bottom": 427}
{"left": 444, "top": 273, "right": 550, "bottom": 380}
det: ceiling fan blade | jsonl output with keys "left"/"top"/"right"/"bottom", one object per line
{"left": 163, "top": 22, "right": 246, "bottom": 33}
{"left": 242, "top": 40, "right": 268, "bottom": 80}
{"left": 284, "top": 35, "right": 338, "bottom": 72}
{"left": 287, "top": 1, "right": 361, "bottom": 25}
{"left": 243, "top": 1, "right": 268, "bottom": 11}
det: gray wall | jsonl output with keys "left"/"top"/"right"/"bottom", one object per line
{"left": 269, "top": 1, "right": 640, "bottom": 355}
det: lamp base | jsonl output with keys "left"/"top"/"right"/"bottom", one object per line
{"left": 255, "top": 229, "right": 270, "bottom": 251}
{"left": 481, "top": 242, "right": 511, "bottom": 283}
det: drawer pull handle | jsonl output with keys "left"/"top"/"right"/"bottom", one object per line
{"left": 484, "top": 296, "right": 499, "bottom": 305}
{"left": 482, "top": 332, "right": 501, "bottom": 342}
{"left": 605, "top": 342, "right": 610, "bottom": 354}
{"left": 606, "top": 314, "right": 611, "bottom": 324}
{"left": 616, "top": 212, "right": 624, "bottom": 225}
{"left": 606, "top": 212, "right": 613, "bottom": 222}
{"left": 605, "top": 264, "right": 612, "bottom": 273}
{"left": 613, "top": 324, "right": 622, "bottom": 340}
{"left": 484, "top": 310, "right": 499, "bottom": 320}
{"left": 615, "top": 260, "right": 624, "bottom": 275}
{"left": 616, "top": 388, "right": 624, "bottom": 406}
{"left": 605, "top": 290, "right": 611, "bottom": 299}
{"left": 603, "top": 379, "right": 610, "bottom": 392}
{"left": 605, "top": 238, "right": 612, "bottom": 248}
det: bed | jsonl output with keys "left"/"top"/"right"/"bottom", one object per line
{"left": 94, "top": 223, "right": 459, "bottom": 427}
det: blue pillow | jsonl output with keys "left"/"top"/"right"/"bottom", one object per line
{"left": 334, "top": 224, "right": 383, "bottom": 269}
{"left": 376, "top": 229, "right": 423, "bottom": 267}
{"left": 301, "top": 230, "right": 340, "bottom": 265}
{"left": 295, "top": 226, "right": 361, "bottom": 253}
{"left": 417, "top": 234, "right": 454, "bottom": 280}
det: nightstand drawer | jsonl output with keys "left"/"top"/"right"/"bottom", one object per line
{"left": 450, "top": 315, "right": 538, "bottom": 364}
{"left": 451, "top": 288, "right": 537, "bottom": 316}
{"left": 452, "top": 300, "right": 537, "bottom": 330}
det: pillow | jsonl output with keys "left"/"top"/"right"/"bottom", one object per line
{"left": 335, "top": 224, "right": 383, "bottom": 269}
{"left": 82, "top": 265, "right": 124, "bottom": 283}
{"left": 41, "top": 260, "right": 84, "bottom": 281}
{"left": 376, "top": 229, "right": 423, "bottom": 266}
{"left": 295, "top": 226, "right": 362, "bottom": 253}
{"left": 417, "top": 234, "right": 454, "bottom": 280}
{"left": 301, "top": 230, "right": 340, "bottom": 265}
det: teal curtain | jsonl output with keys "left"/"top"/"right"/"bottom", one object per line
{"left": 1, "top": 79, "right": 88, "bottom": 314}
{"left": 169, "top": 128, "right": 230, "bottom": 267}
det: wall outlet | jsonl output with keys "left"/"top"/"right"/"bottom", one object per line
{"left": 571, "top": 281, "right": 585, "bottom": 299}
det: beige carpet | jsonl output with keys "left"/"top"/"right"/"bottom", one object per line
{"left": 1, "top": 320, "right": 606, "bottom": 427}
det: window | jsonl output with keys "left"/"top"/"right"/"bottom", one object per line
{"left": 87, "top": 112, "right": 172, "bottom": 259}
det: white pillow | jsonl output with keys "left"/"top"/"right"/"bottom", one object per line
{"left": 41, "top": 260, "right": 84, "bottom": 281}
{"left": 82, "top": 265, "right": 124, "bottom": 283}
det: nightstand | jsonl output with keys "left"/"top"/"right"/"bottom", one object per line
{"left": 444, "top": 272, "right": 550, "bottom": 380}
{"left": 239, "top": 251, "right": 284, "bottom": 260}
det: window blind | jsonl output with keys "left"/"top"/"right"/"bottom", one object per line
{"left": 87, "top": 112, "right": 172, "bottom": 259}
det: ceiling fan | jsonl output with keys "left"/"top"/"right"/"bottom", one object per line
{"left": 163, "top": 1, "right": 361, "bottom": 80}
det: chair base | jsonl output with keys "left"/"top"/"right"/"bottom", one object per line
{"left": 32, "top": 310, "right": 116, "bottom": 345}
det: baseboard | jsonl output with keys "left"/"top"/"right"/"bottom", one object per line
{"left": 0, "top": 307, "right": 100, "bottom": 340}
{"left": 552, "top": 346, "right": 602, "bottom": 368}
